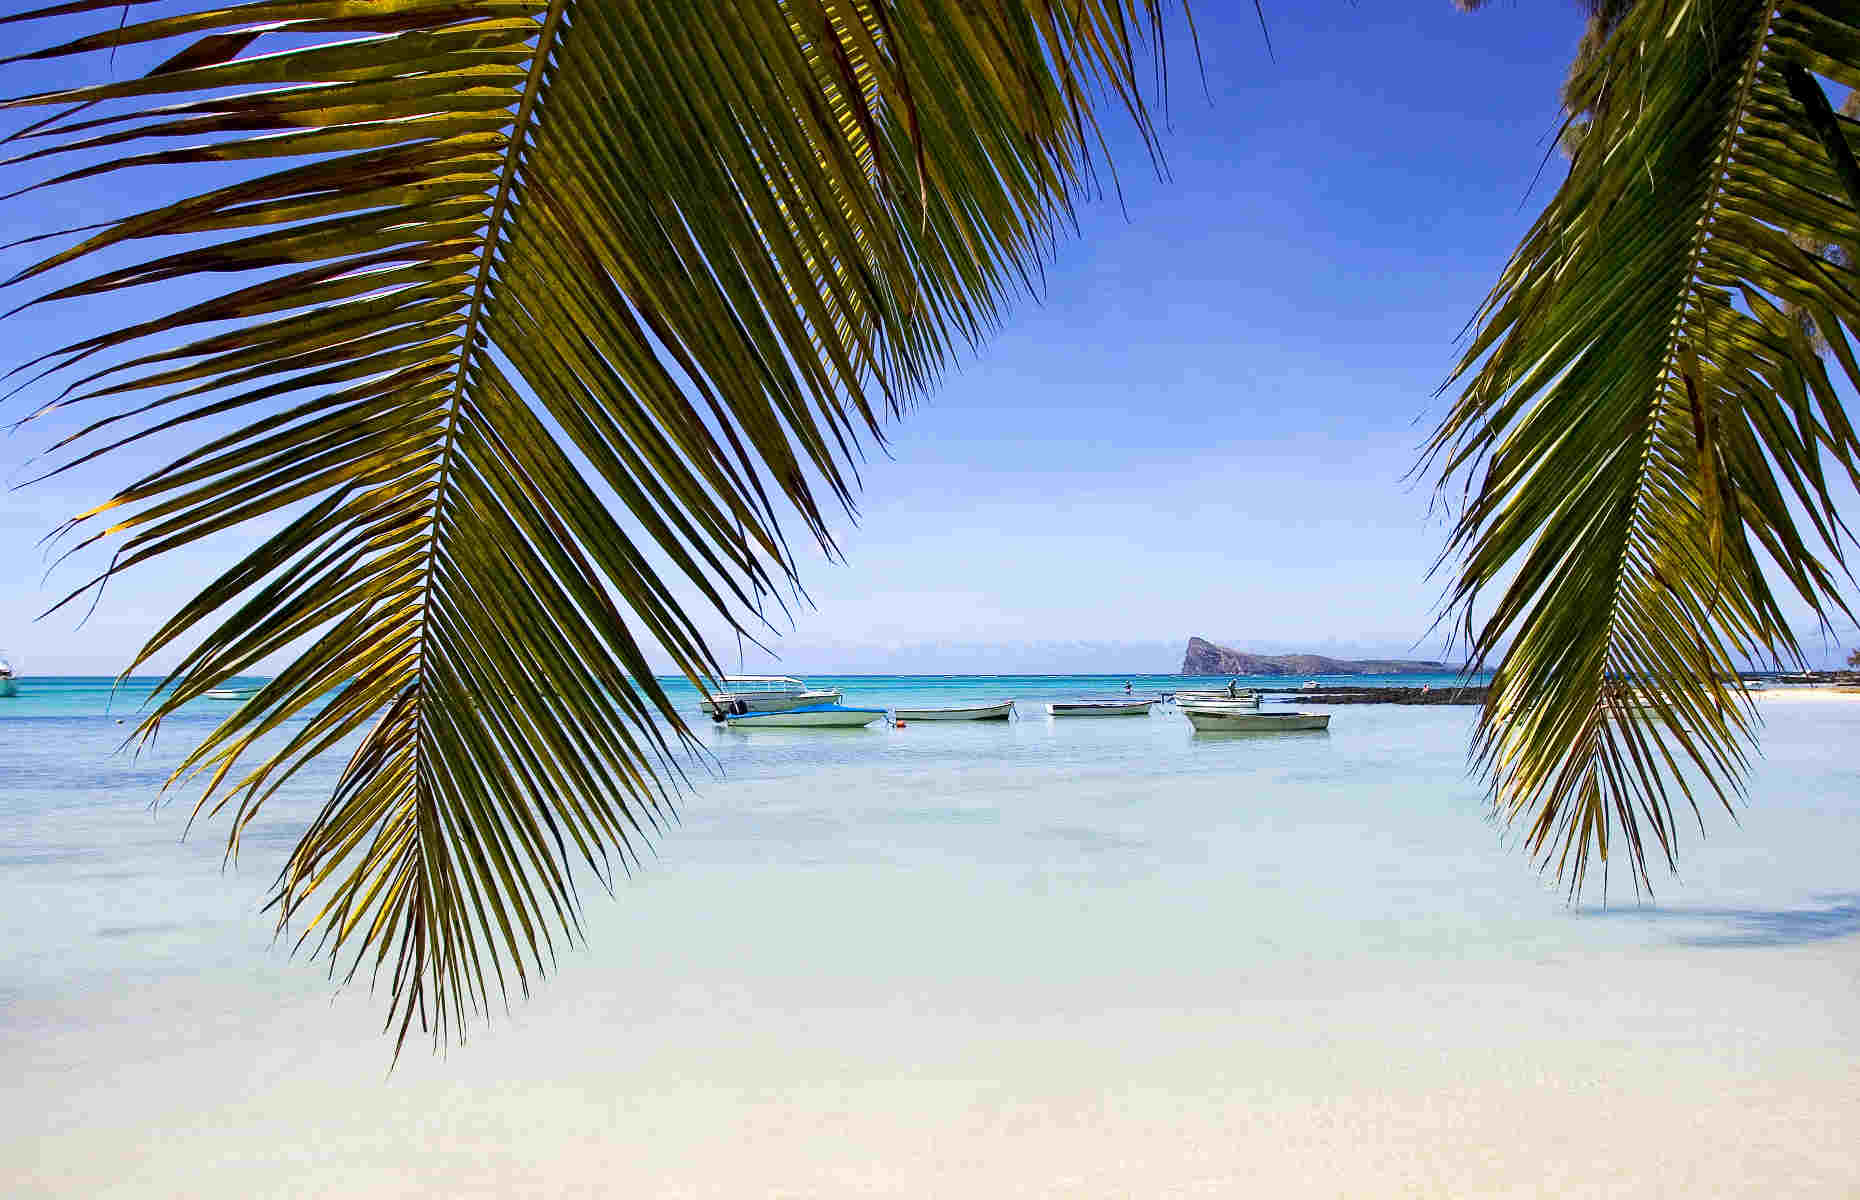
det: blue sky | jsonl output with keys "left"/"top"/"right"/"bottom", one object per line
{"left": 2, "top": 3, "right": 1855, "bottom": 675}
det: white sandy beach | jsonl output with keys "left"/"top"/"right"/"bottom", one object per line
{"left": 1757, "top": 684, "right": 1860, "bottom": 703}
{"left": 8, "top": 924, "right": 1858, "bottom": 1198}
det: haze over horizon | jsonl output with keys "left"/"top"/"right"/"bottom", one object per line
{"left": 4, "top": 5, "right": 1858, "bottom": 676}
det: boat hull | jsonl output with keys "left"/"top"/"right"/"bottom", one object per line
{"left": 1047, "top": 701, "right": 1154, "bottom": 717}
{"left": 724, "top": 705, "right": 883, "bottom": 728}
{"left": 1184, "top": 709, "right": 1330, "bottom": 733}
{"left": 893, "top": 700, "right": 1014, "bottom": 721}
{"left": 1175, "top": 690, "right": 1257, "bottom": 703}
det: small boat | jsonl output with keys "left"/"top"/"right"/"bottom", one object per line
{"left": 204, "top": 685, "right": 261, "bottom": 701}
{"left": 723, "top": 704, "right": 886, "bottom": 728}
{"left": 1183, "top": 707, "right": 1330, "bottom": 733}
{"left": 1047, "top": 699, "right": 1155, "bottom": 717}
{"left": 0, "top": 653, "right": 16, "bottom": 698}
{"left": 1299, "top": 680, "right": 1320, "bottom": 691}
{"left": 699, "top": 675, "right": 843, "bottom": 716}
{"left": 893, "top": 699, "right": 1015, "bottom": 721}
{"left": 1174, "top": 697, "right": 1261, "bottom": 713}
{"left": 1174, "top": 690, "right": 1259, "bottom": 706}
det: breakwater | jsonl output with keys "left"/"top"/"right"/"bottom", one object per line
{"left": 1257, "top": 685, "right": 1489, "bottom": 706}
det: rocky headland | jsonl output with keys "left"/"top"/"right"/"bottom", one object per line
{"left": 1181, "top": 635, "right": 1455, "bottom": 677}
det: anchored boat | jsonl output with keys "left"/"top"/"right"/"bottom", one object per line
{"left": 893, "top": 699, "right": 1015, "bottom": 721}
{"left": 723, "top": 704, "right": 886, "bottom": 729}
{"left": 1183, "top": 707, "right": 1330, "bottom": 733}
{"left": 1175, "top": 684, "right": 1257, "bottom": 701}
{"left": 1047, "top": 699, "right": 1155, "bottom": 717}
{"left": 699, "top": 675, "right": 842, "bottom": 716}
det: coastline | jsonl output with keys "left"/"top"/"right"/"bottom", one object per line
{"left": 1758, "top": 684, "right": 1860, "bottom": 703}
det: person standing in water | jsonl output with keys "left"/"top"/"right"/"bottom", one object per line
{"left": 1123, "top": 681, "right": 1132, "bottom": 694}
{"left": 1226, "top": 678, "right": 1238, "bottom": 699}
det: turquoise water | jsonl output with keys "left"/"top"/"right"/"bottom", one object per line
{"left": 4, "top": 674, "right": 1859, "bottom": 1194}
{"left": 0, "top": 670, "right": 1478, "bottom": 719}
{"left": 4, "top": 670, "right": 1855, "bottom": 993}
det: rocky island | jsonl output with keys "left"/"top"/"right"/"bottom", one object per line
{"left": 1180, "top": 636, "right": 1455, "bottom": 677}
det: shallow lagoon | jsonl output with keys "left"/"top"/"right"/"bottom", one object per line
{"left": 3, "top": 678, "right": 1857, "bottom": 1195}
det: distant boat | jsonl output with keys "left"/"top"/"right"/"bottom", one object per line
{"left": 1174, "top": 698, "right": 1262, "bottom": 714}
{"left": 1047, "top": 699, "right": 1154, "bottom": 717}
{"left": 1184, "top": 707, "right": 1329, "bottom": 733}
{"left": 893, "top": 700, "right": 1015, "bottom": 721}
{"left": 700, "top": 675, "right": 843, "bottom": 716}
{"left": 1299, "top": 680, "right": 1320, "bottom": 691}
{"left": 0, "top": 653, "right": 16, "bottom": 698}
{"left": 723, "top": 704, "right": 885, "bottom": 729}
{"left": 1174, "top": 689, "right": 1259, "bottom": 706}
{"left": 204, "top": 685, "right": 261, "bottom": 701}
{"left": 1168, "top": 684, "right": 1257, "bottom": 703}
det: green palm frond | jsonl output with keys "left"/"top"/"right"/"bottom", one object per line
{"left": 1427, "top": 0, "right": 1860, "bottom": 895}
{"left": 0, "top": 0, "right": 1177, "bottom": 1052}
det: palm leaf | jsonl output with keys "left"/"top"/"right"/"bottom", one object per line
{"left": 1427, "top": 0, "right": 1860, "bottom": 895}
{"left": 0, "top": 0, "right": 1177, "bottom": 1053}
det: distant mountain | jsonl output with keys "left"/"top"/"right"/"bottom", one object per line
{"left": 1181, "top": 636, "right": 1454, "bottom": 677}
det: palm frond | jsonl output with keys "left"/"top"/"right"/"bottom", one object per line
{"left": 0, "top": 0, "right": 1177, "bottom": 1053}
{"left": 1427, "top": 0, "right": 1860, "bottom": 895}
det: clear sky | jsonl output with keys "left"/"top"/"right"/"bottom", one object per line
{"left": 3, "top": 3, "right": 1856, "bottom": 675}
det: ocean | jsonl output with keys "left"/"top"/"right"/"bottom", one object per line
{"left": 4, "top": 674, "right": 1858, "bottom": 1195}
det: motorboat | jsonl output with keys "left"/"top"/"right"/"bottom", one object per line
{"left": 1047, "top": 699, "right": 1155, "bottom": 717}
{"left": 699, "top": 675, "right": 842, "bottom": 716}
{"left": 1175, "top": 697, "right": 1261, "bottom": 713}
{"left": 1184, "top": 707, "right": 1329, "bottom": 733}
{"left": 204, "top": 685, "right": 261, "bottom": 701}
{"left": 0, "top": 653, "right": 16, "bottom": 698}
{"left": 1299, "top": 680, "right": 1321, "bottom": 691}
{"left": 723, "top": 704, "right": 886, "bottom": 728}
{"left": 893, "top": 699, "right": 1015, "bottom": 721}
{"left": 1174, "top": 689, "right": 1258, "bottom": 706}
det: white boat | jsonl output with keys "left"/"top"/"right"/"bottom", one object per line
{"left": 204, "top": 685, "right": 261, "bottom": 701}
{"left": 699, "top": 675, "right": 843, "bottom": 716}
{"left": 1184, "top": 707, "right": 1330, "bottom": 733}
{"left": 1299, "top": 680, "right": 1320, "bottom": 691}
{"left": 1047, "top": 699, "right": 1155, "bottom": 717}
{"left": 1174, "top": 690, "right": 1259, "bottom": 705}
{"left": 893, "top": 699, "right": 1015, "bottom": 721}
{"left": 0, "top": 653, "right": 16, "bottom": 698}
{"left": 1175, "top": 697, "right": 1261, "bottom": 712}
{"left": 724, "top": 704, "right": 886, "bottom": 728}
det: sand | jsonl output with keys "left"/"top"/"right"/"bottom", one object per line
{"left": 7, "top": 939, "right": 1859, "bottom": 1198}
{"left": 1757, "top": 685, "right": 1860, "bottom": 704}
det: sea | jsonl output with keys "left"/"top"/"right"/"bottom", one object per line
{"left": 4, "top": 673, "right": 1858, "bottom": 1196}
